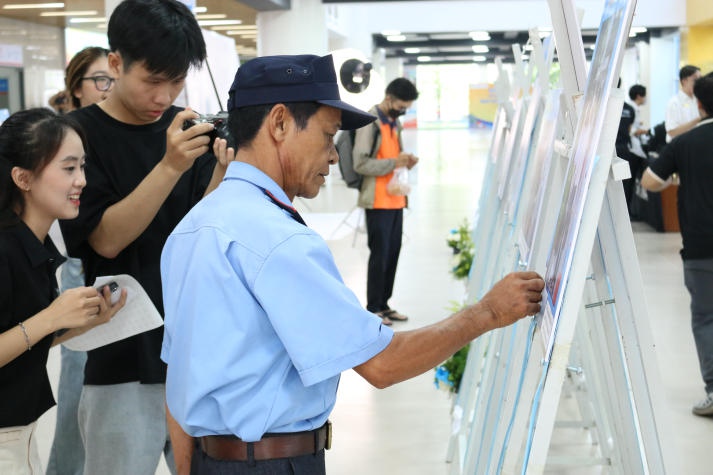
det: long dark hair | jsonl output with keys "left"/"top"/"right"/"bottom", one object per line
{"left": 0, "top": 108, "right": 87, "bottom": 226}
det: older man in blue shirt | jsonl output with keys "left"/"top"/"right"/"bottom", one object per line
{"left": 160, "top": 54, "right": 545, "bottom": 475}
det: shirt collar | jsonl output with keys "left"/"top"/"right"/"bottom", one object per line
{"left": 696, "top": 117, "right": 713, "bottom": 128}
{"left": 375, "top": 106, "right": 397, "bottom": 127}
{"left": 223, "top": 161, "right": 293, "bottom": 206}
{"left": 1, "top": 210, "right": 65, "bottom": 271}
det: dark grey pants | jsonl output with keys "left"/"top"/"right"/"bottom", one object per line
{"left": 683, "top": 258, "right": 713, "bottom": 394}
{"left": 365, "top": 208, "right": 403, "bottom": 313}
{"left": 191, "top": 444, "right": 326, "bottom": 475}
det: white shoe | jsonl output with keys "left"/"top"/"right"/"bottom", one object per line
{"left": 692, "top": 393, "right": 713, "bottom": 416}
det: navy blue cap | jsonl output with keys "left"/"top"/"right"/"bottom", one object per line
{"left": 227, "top": 54, "right": 375, "bottom": 130}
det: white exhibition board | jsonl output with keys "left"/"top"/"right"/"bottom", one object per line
{"left": 447, "top": 0, "right": 674, "bottom": 473}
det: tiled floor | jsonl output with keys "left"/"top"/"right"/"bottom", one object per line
{"left": 36, "top": 127, "right": 711, "bottom": 474}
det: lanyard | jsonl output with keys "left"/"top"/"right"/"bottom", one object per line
{"left": 262, "top": 189, "right": 306, "bottom": 226}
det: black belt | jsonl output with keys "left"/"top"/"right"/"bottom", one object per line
{"left": 200, "top": 422, "right": 331, "bottom": 462}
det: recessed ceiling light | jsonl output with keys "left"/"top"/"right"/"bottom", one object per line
{"left": 631, "top": 26, "right": 647, "bottom": 34}
{"left": 40, "top": 10, "right": 97, "bottom": 16}
{"left": 69, "top": 17, "right": 106, "bottom": 23}
{"left": 195, "top": 14, "right": 226, "bottom": 20}
{"left": 404, "top": 47, "right": 420, "bottom": 54}
{"left": 386, "top": 35, "right": 406, "bottom": 42}
{"left": 469, "top": 31, "right": 491, "bottom": 41}
{"left": 3, "top": 3, "right": 64, "bottom": 9}
{"left": 417, "top": 56, "right": 431, "bottom": 62}
{"left": 473, "top": 56, "right": 487, "bottom": 62}
{"left": 210, "top": 25, "right": 257, "bottom": 31}
{"left": 197, "top": 19, "right": 242, "bottom": 26}
{"left": 472, "top": 45, "right": 489, "bottom": 53}
{"left": 193, "top": 6, "right": 207, "bottom": 13}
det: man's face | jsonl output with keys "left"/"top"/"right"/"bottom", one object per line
{"left": 682, "top": 70, "right": 701, "bottom": 96}
{"left": 279, "top": 106, "right": 341, "bottom": 200}
{"left": 107, "top": 52, "right": 186, "bottom": 125}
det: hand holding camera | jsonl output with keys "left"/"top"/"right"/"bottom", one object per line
{"left": 164, "top": 108, "right": 221, "bottom": 174}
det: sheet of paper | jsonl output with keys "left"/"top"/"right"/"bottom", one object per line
{"left": 62, "top": 274, "right": 163, "bottom": 351}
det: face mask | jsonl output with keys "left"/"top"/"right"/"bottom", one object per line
{"left": 388, "top": 108, "right": 405, "bottom": 119}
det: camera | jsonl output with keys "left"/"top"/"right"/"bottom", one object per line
{"left": 182, "top": 112, "right": 231, "bottom": 151}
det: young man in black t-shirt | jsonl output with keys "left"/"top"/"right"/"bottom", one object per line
{"left": 642, "top": 72, "right": 713, "bottom": 418}
{"left": 59, "top": 1, "right": 233, "bottom": 473}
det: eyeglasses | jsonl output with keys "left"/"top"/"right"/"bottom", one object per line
{"left": 80, "top": 75, "right": 114, "bottom": 92}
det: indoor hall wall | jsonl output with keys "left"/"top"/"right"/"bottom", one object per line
{"left": 687, "top": 0, "right": 713, "bottom": 27}
{"left": 0, "top": 17, "right": 65, "bottom": 110}
{"left": 686, "top": 26, "right": 713, "bottom": 74}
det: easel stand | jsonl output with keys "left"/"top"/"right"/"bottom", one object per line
{"left": 446, "top": 0, "right": 676, "bottom": 473}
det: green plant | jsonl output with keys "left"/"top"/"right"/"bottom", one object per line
{"left": 446, "top": 219, "right": 474, "bottom": 280}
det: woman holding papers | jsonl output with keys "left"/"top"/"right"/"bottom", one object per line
{"left": 0, "top": 108, "right": 125, "bottom": 474}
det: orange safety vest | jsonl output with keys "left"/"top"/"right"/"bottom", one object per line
{"left": 373, "top": 121, "right": 407, "bottom": 209}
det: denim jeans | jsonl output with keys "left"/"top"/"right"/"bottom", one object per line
{"left": 47, "top": 257, "right": 87, "bottom": 475}
{"left": 46, "top": 347, "right": 87, "bottom": 475}
{"left": 79, "top": 382, "right": 176, "bottom": 475}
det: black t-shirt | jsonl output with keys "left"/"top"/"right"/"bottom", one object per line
{"left": 648, "top": 119, "right": 713, "bottom": 260}
{"left": 0, "top": 212, "right": 65, "bottom": 427}
{"left": 616, "top": 102, "right": 635, "bottom": 152}
{"left": 59, "top": 104, "right": 215, "bottom": 385}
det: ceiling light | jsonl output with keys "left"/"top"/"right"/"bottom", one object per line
{"left": 472, "top": 45, "right": 489, "bottom": 53}
{"left": 40, "top": 10, "right": 97, "bottom": 16}
{"left": 197, "top": 19, "right": 242, "bottom": 26}
{"left": 69, "top": 17, "right": 106, "bottom": 23}
{"left": 386, "top": 35, "right": 406, "bottom": 42}
{"left": 473, "top": 55, "right": 487, "bottom": 62}
{"left": 631, "top": 26, "right": 647, "bottom": 34}
{"left": 211, "top": 25, "right": 255, "bottom": 31}
{"left": 469, "top": 31, "right": 491, "bottom": 41}
{"left": 381, "top": 29, "right": 401, "bottom": 36}
{"left": 193, "top": 6, "right": 207, "bottom": 13}
{"left": 195, "top": 14, "right": 226, "bottom": 20}
{"left": 404, "top": 47, "right": 420, "bottom": 54}
{"left": 3, "top": 3, "right": 64, "bottom": 9}
{"left": 417, "top": 56, "right": 431, "bottom": 62}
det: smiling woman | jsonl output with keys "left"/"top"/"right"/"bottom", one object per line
{"left": 0, "top": 108, "right": 126, "bottom": 475}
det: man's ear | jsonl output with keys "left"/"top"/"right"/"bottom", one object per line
{"left": 267, "top": 104, "right": 290, "bottom": 142}
{"left": 107, "top": 51, "right": 122, "bottom": 78}
{"left": 11, "top": 166, "right": 32, "bottom": 192}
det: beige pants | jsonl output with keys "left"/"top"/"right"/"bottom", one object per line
{"left": 0, "top": 422, "right": 42, "bottom": 475}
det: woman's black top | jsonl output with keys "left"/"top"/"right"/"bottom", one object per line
{"left": 0, "top": 211, "right": 65, "bottom": 427}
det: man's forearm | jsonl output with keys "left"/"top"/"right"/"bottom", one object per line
{"left": 166, "top": 403, "right": 194, "bottom": 475}
{"left": 89, "top": 161, "right": 181, "bottom": 259}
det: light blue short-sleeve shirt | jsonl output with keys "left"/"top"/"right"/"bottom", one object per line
{"left": 161, "top": 161, "right": 393, "bottom": 442}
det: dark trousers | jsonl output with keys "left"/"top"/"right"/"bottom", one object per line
{"left": 684, "top": 258, "right": 713, "bottom": 394}
{"left": 365, "top": 208, "right": 403, "bottom": 313}
{"left": 191, "top": 444, "right": 326, "bottom": 475}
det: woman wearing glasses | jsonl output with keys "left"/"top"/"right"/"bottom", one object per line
{"left": 46, "top": 46, "right": 114, "bottom": 475}
{"left": 66, "top": 47, "right": 114, "bottom": 110}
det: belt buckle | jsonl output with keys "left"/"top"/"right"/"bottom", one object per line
{"left": 325, "top": 421, "right": 332, "bottom": 450}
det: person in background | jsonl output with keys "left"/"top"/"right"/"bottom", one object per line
{"left": 46, "top": 45, "right": 113, "bottom": 475}
{"left": 0, "top": 108, "right": 125, "bottom": 475}
{"left": 665, "top": 65, "right": 701, "bottom": 142}
{"left": 160, "top": 53, "right": 544, "bottom": 475}
{"left": 58, "top": 1, "right": 232, "bottom": 473}
{"left": 641, "top": 72, "right": 713, "bottom": 417}
{"left": 353, "top": 78, "right": 419, "bottom": 325}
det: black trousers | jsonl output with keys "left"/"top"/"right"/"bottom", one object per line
{"left": 365, "top": 208, "right": 403, "bottom": 313}
{"left": 191, "top": 444, "right": 326, "bottom": 475}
